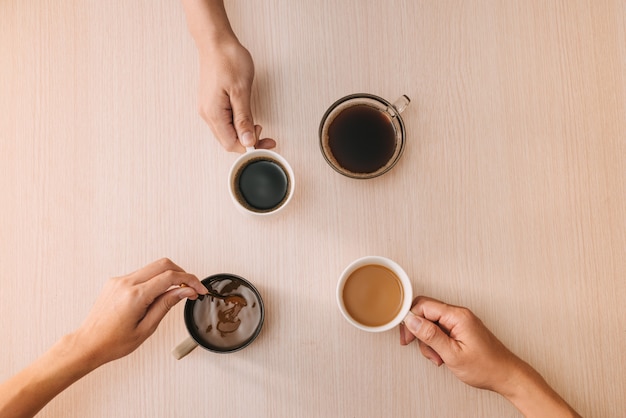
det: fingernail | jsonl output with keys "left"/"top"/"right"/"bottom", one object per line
{"left": 404, "top": 315, "right": 423, "bottom": 333}
{"left": 241, "top": 131, "right": 255, "bottom": 146}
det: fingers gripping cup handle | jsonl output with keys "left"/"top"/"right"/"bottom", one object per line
{"left": 171, "top": 336, "right": 198, "bottom": 360}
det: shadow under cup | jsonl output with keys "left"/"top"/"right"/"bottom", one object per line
{"left": 319, "top": 94, "right": 410, "bottom": 179}
{"left": 184, "top": 274, "right": 265, "bottom": 354}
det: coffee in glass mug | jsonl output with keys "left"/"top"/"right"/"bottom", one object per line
{"left": 319, "top": 94, "right": 410, "bottom": 179}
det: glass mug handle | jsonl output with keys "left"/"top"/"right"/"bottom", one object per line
{"left": 390, "top": 95, "right": 410, "bottom": 114}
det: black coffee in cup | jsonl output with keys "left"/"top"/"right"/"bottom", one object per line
{"left": 319, "top": 94, "right": 409, "bottom": 179}
{"left": 327, "top": 104, "right": 396, "bottom": 174}
{"left": 233, "top": 157, "right": 290, "bottom": 212}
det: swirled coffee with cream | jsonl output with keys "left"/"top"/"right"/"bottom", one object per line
{"left": 191, "top": 278, "right": 263, "bottom": 350}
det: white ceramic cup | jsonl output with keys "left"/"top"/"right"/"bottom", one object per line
{"left": 336, "top": 256, "right": 413, "bottom": 332}
{"left": 228, "top": 147, "right": 295, "bottom": 217}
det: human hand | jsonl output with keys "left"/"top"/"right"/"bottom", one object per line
{"left": 197, "top": 37, "right": 276, "bottom": 153}
{"left": 399, "top": 296, "right": 524, "bottom": 393}
{"left": 73, "top": 258, "right": 208, "bottom": 367}
{"left": 400, "top": 296, "right": 581, "bottom": 417}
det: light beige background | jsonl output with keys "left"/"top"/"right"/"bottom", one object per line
{"left": 1, "top": 1, "right": 625, "bottom": 417}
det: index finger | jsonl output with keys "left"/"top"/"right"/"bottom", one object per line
{"left": 140, "top": 271, "right": 208, "bottom": 303}
{"left": 411, "top": 296, "right": 465, "bottom": 332}
{"left": 209, "top": 106, "right": 245, "bottom": 153}
{"left": 204, "top": 90, "right": 245, "bottom": 153}
{"left": 230, "top": 89, "right": 256, "bottom": 148}
{"left": 125, "top": 258, "right": 185, "bottom": 284}
{"left": 401, "top": 296, "right": 440, "bottom": 345}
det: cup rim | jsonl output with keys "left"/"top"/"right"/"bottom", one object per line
{"left": 318, "top": 93, "right": 407, "bottom": 180}
{"left": 184, "top": 274, "right": 265, "bottom": 354}
{"left": 336, "top": 256, "right": 413, "bottom": 332}
{"left": 228, "top": 148, "right": 295, "bottom": 216}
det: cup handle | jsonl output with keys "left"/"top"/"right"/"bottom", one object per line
{"left": 171, "top": 336, "right": 198, "bottom": 360}
{"left": 391, "top": 95, "right": 411, "bottom": 114}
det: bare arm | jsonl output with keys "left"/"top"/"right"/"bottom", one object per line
{"left": 0, "top": 334, "right": 99, "bottom": 418}
{"left": 180, "top": 0, "right": 235, "bottom": 45}
{"left": 400, "top": 296, "right": 581, "bottom": 418}
{"left": 0, "top": 258, "right": 207, "bottom": 418}
{"left": 179, "top": 0, "right": 275, "bottom": 152}
{"left": 500, "top": 363, "right": 581, "bottom": 418}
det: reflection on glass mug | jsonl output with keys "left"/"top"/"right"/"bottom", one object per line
{"left": 319, "top": 93, "right": 410, "bottom": 179}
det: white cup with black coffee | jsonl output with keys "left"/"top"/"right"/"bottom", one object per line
{"left": 228, "top": 148, "right": 295, "bottom": 216}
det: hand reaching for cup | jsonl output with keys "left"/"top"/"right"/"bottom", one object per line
{"left": 399, "top": 296, "right": 520, "bottom": 391}
{"left": 180, "top": 0, "right": 276, "bottom": 153}
{"left": 0, "top": 258, "right": 208, "bottom": 418}
{"left": 196, "top": 37, "right": 277, "bottom": 153}
{"left": 400, "top": 296, "right": 581, "bottom": 417}
{"left": 74, "top": 258, "right": 208, "bottom": 366}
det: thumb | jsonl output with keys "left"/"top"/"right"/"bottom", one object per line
{"left": 404, "top": 313, "right": 455, "bottom": 361}
{"left": 230, "top": 91, "right": 256, "bottom": 147}
{"left": 140, "top": 287, "right": 196, "bottom": 335}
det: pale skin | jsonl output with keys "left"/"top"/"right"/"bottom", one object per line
{"left": 399, "top": 296, "right": 581, "bottom": 418}
{"left": 180, "top": 0, "right": 276, "bottom": 153}
{"left": 0, "top": 258, "right": 208, "bottom": 418}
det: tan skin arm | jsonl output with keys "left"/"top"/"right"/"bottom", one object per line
{"left": 400, "top": 296, "right": 581, "bottom": 418}
{"left": 0, "top": 259, "right": 207, "bottom": 418}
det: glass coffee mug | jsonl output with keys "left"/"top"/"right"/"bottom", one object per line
{"left": 336, "top": 256, "right": 413, "bottom": 332}
{"left": 319, "top": 93, "right": 410, "bottom": 179}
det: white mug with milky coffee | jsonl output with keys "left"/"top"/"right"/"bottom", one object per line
{"left": 336, "top": 256, "right": 413, "bottom": 332}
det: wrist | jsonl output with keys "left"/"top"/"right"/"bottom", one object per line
{"left": 500, "top": 361, "right": 580, "bottom": 417}
{"left": 182, "top": 0, "right": 238, "bottom": 50}
{"left": 54, "top": 332, "right": 104, "bottom": 374}
{"left": 194, "top": 30, "right": 240, "bottom": 56}
{"left": 495, "top": 359, "right": 533, "bottom": 400}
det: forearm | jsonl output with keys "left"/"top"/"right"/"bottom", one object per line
{"left": 501, "top": 361, "right": 581, "bottom": 418}
{"left": 0, "top": 333, "right": 99, "bottom": 418}
{"left": 180, "top": 0, "right": 238, "bottom": 48}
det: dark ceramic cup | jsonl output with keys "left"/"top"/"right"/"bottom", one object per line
{"left": 172, "top": 274, "right": 265, "bottom": 358}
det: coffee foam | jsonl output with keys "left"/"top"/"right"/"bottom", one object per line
{"left": 192, "top": 279, "right": 262, "bottom": 350}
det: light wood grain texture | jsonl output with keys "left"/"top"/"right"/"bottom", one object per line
{"left": 1, "top": 1, "right": 625, "bottom": 417}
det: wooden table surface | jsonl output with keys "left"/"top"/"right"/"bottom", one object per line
{"left": 1, "top": 1, "right": 625, "bottom": 417}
